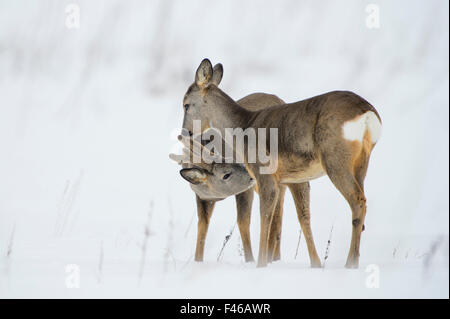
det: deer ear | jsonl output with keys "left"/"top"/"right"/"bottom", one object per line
{"left": 211, "top": 63, "right": 223, "bottom": 86}
{"left": 180, "top": 168, "right": 207, "bottom": 185}
{"left": 195, "top": 59, "right": 213, "bottom": 87}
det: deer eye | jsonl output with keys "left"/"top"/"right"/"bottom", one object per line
{"left": 223, "top": 173, "right": 231, "bottom": 180}
{"left": 184, "top": 104, "right": 190, "bottom": 111}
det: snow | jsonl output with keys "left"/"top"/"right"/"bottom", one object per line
{"left": 0, "top": 0, "right": 448, "bottom": 298}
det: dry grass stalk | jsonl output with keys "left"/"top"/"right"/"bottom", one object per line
{"left": 322, "top": 221, "right": 335, "bottom": 269}
{"left": 217, "top": 222, "right": 236, "bottom": 262}
{"left": 294, "top": 229, "right": 302, "bottom": 259}
{"left": 138, "top": 200, "right": 154, "bottom": 282}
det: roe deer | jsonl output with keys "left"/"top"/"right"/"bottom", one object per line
{"left": 174, "top": 90, "right": 319, "bottom": 266}
{"left": 182, "top": 59, "right": 382, "bottom": 268}
{"left": 171, "top": 139, "right": 255, "bottom": 262}
{"left": 171, "top": 92, "right": 288, "bottom": 262}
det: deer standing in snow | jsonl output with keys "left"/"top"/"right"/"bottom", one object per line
{"left": 172, "top": 93, "right": 308, "bottom": 263}
{"left": 181, "top": 59, "right": 382, "bottom": 268}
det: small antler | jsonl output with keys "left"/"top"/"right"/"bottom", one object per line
{"left": 169, "top": 132, "right": 225, "bottom": 165}
{"left": 168, "top": 153, "right": 186, "bottom": 165}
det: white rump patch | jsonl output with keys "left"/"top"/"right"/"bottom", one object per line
{"left": 342, "top": 111, "right": 382, "bottom": 143}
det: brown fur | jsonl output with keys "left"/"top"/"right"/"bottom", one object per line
{"left": 190, "top": 92, "right": 287, "bottom": 263}
{"left": 183, "top": 59, "right": 382, "bottom": 268}
{"left": 188, "top": 92, "right": 317, "bottom": 265}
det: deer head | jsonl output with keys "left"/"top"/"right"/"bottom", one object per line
{"left": 169, "top": 133, "right": 255, "bottom": 200}
{"left": 181, "top": 59, "right": 248, "bottom": 136}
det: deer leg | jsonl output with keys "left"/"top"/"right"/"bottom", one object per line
{"left": 354, "top": 151, "right": 369, "bottom": 192}
{"left": 255, "top": 174, "right": 280, "bottom": 268}
{"left": 345, "top": 191, "right": 367, "bottom": 268}
{"left": 322, "top": 153, "right": 367, "bottom": 269}
{"left": 235, "top": 188, "right": 255, "bottom": 262}
{"left": 354, "top": 148, "right": 370, "bottom": 232}
{"left": 288, "top": 182, "right": 322, "bottom": 268}
{"left": 268, "top": 185, "right": 286, "bottom": 262}
{"left": 194, "top": 195, "right": 215, "bottom": 262}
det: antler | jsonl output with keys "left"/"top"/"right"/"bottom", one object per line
{"left": 169, "top": 132, "right": 224, "bottom": 165}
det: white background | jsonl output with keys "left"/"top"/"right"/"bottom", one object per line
{"left": 0, "top": 0, "right": 448, "bottom": 298}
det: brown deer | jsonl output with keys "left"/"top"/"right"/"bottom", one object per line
{"left": 171, "top": 93, "right": 313, "bottom": 264}
{"left": 170, "top": 129, "right": 256, "bottom": 262}
{"left": 182, "top": 59, "right": 382, "bottom": 268}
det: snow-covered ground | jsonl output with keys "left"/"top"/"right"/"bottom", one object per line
{"left": 0, "top": 0, "right": 448, "bottom": 298}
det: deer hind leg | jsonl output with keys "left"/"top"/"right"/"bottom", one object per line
{"left": 353, "top": 145, "right": 371, "bottom": 232}
{"left": 235, "top": 188, "right": 255, "bottom": 262}
{"left": 321, "top": 144, "right": 368, "bottom": 269}
{"left": 268, "top": 185, "right": 286, "bottom": 262}
{"left": 288, "top": 182, "right": 322, "bottom": 268}
{"left": 354, "top": 149, "right": 369, "bottom": 191}
{"left": 194, "top": 195, "right": 215, "bottom": 262}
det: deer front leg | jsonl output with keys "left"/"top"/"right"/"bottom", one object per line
{"left": 268, "top": 185, "right": 286, "bottom": 262}
{"left": 288, "top": 182, "right": 321, "bottom": 268}
{"left": 235, "top": 188, "right": 255, "bottom": 262}
{"left": 194, "top": 195, "right": 215, "bottom": 262}
{"left": 256, "top": 174, "right": 280, "bottom": 268}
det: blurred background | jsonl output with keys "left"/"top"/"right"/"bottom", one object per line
{"left": 0, "top": 0, "right": 448, "bottom": 298}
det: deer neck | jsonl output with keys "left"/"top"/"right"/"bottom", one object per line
{"left": 207, "top": 89, "right": 252, "bottom": 131}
